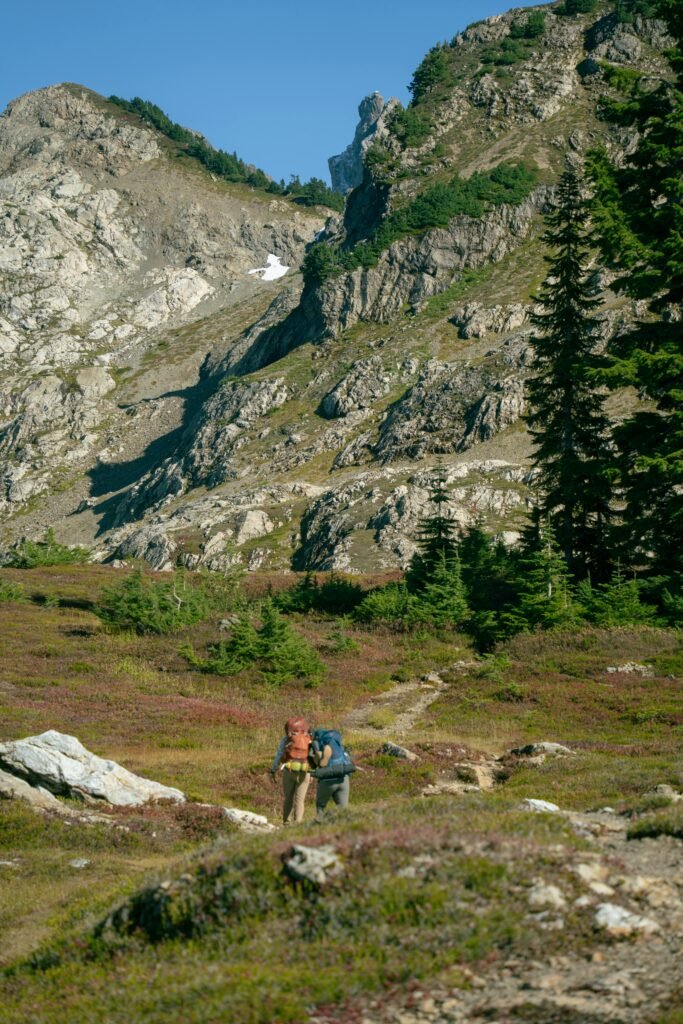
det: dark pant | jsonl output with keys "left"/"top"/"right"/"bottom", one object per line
{"left": 315, "top": 775, "right": 350, "bottom": 820}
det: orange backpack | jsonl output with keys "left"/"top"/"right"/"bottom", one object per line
{"left": 282, "top": 717, "right": 311, "bottom": 764}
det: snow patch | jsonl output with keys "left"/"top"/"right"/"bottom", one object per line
{"left": 249, "top": 254, "right": 289, "bottom": 281}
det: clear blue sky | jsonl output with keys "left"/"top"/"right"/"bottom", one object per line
{"left": 2, "top": 0, "right": 546, "bottom": 184}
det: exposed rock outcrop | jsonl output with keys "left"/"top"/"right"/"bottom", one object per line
{"left": 320, "top": 357, "right": 393, "bottom": 418}
{"left": 328, "top": 92, "right": 400, "bottom": 194}
{"left": 0, "top": 83, "right": 323, "bottom": 513}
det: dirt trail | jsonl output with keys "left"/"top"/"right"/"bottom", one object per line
{"left": 337, "top": 671, "right": 683, "bottom": 1024}
{"left": 343, "top": 675, "right": 447, "bottom": 738}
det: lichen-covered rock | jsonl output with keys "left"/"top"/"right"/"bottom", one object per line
{"left": 380, "top": 742, "right": 420, "bottom": 762}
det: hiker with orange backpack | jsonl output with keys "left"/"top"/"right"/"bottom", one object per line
{"left": 269, "top": 717, "right": 313, "bottom": 824}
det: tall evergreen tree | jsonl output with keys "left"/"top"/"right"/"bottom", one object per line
{"left": 527, "top": 166, "right": 613, "bottom": 579}
{"left": 587, "top": 0, "right": 683, "bottom": 608}
{"left": 406, "top": 466, "right": 459, "bottom": 591}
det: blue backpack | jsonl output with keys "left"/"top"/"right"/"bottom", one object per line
{"left": 312, "top": 729, "right": 355, "bottom": 779}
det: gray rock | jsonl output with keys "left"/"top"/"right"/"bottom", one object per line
{"left": 528, "top": 882, "right": 567, "bottom": 910}
{"left": 643, "top": 784, "right": 683, "bottom": 803}
{"left": 451, "top": 302, "right": 528, "bottom": 339}
{"left": 320, "top": 357, "right": 392, "bottom": 418}
{"left": 380, "top": 742, "right": 420, "bottom": 762}
{"left": 452, "top": 762, "right": 500, "bottom": 790}
{"left": 0, "top": 730, "right": 185, "bottom": 806}
{"left": 0, "top": 765, "right": 73, "bottom": 815}
{"left": 521, "top": 798, "right": 561, "bottom": 813}
{"left": 510, "top": 742, "right": 575, "bottom": 758}
{"left": 283, "top": 844, "right": 344, "bottom": 885}
{"left": 112, "top": 524, "right": 178, "bottom": 571}
{"left": 222, "top": 807, "right": 274, "bottom": 831}
{"left": 328, "top": 92, "right": 400, "bottom": 195}
{"left": 234, "top": 509, "right": 274, "bottom": 545}
{"left": 605, "top": 662, "right": 654, "bottom": 677}
{"left": 593, "top": 903, "right": 659, "bottom": 938}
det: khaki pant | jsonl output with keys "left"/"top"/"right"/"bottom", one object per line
{"left": 282, "top": 767, "right": 311, "bottom": 824}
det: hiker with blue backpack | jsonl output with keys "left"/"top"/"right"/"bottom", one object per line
{"left": 310, "top": 727, "right": 355, "bottom": 821}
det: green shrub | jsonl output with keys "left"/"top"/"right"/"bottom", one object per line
{"left": 387, "top": 107, "right": 432, "bottom": 147}
{"left": 187, "top": 599, "right": 324, "bottom": 686}
{"left": 257, "top": 600, "right": 324, "bottom": 685}
{"left": 513, "top": 11, "right": 546, "bottom": 38}
{"left": 410, "top": 45, "right": 453, "bottom": 102}
{"left": 6, "top": 528, "right": 90, "bottom": 568}
{"left": 577, "top": 572, "right": 659, "bottom": 626}
{"left": 615, "top": 0, "right": 657, "bottom": 22}
{"left": 627, "top": 804, "right": 683, "bottom": 840}
{"left": 275, "top": 573, "right": 364, "bottom": 615}
{"left": 198, "top": 565, "right": 245, "bottom": 613}
{"left": 327, "top": 620, "right": 360, "bottom": 653}
{"left": 410, "top": 554, "right": 468, "bottom": 629}
{"left": 559, "top": 0, "right": 597, "bottom": 14}
{"left": 96, "top": 569, "right": 209, "bottom": 635}
{"left": 354, "top": 583, "right": 417, "bottom": 628}
{"left": 0, "top": 576, "right": 26, "bottom": 602}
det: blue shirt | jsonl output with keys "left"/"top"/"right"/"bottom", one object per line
{"left": 270, "top": 736, "right": 286, "bottom": 773}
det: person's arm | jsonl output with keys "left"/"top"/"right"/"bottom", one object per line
{"left": 270, "top": 736, "right": 286, "bottom": 773}
{"left": 319, "top": 744, "right": 332, "bottom": 768}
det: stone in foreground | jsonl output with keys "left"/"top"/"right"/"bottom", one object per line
{"left": 222, "top": 807, "right": 274, "bottom": 831}
{"left": 283, "top": 844, "right": 344, "bottom": 886}
{"left": 0, "top": 730, "right": 185, "bottom": 806}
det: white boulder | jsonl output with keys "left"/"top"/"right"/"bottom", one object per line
{"left": 222, "top": 807, "right": 274, "bottom": 831}
{"left": 594, "top": 902, "right": 659, "bottom": 938}
{"left": 521, "top": 798, "right": 561, "bottom": 813}
{"left": 0, "top": 730, "right": 185, "bottom": 806}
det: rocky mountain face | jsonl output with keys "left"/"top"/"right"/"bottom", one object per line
{"left": 0, "top": 85, "right": 323, "bottom": 519}
{"left": 328, "top": 92, "right": 400, "bottom": 194}
{"left": 0, "top": 5, "right": 673, "bottom": 572}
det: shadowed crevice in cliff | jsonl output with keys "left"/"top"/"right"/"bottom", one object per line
{"left": 87, "top": 378, "right": 216, "bottom": 535}
{"left": 216, "top": 290, "right": 327, "bottom": 378}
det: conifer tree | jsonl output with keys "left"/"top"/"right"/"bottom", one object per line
{"left": 413, "top": 551, "right": 467, "bottom": 629}
{"left": 587, "top": 0, "right": 683, "bottom": 608}
{"left": 527, "top": 166, "right": 613, "bottom": 579}
{"left": 407, "top": 466, "right": 459, "bottom": 591}
{"left": 504, "top": 525, "right": 578, "bottom": 633}
{"left": 576, "top": 565, "right": 658, "bottom": 627}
